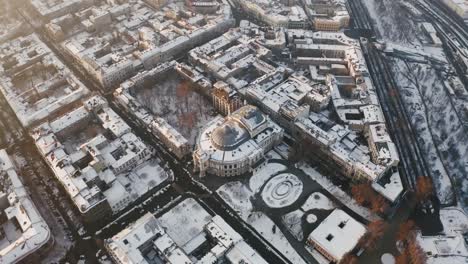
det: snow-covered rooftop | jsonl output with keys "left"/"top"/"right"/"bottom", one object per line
{"left": 0, "top": 34, "right": 89, "bottom": 127}
{"left": 194, "top": 105, "right": 283, "bottom": 176}
{"left": 52, "top": 0, "right": 234, "bottom": 88}
{"left": 31, "top": 95, "right": 170, "bottom": 217}
{"left": 106, "top": 198, "right": 268, "bottom": 264}
{"left": 232, "top": 0, "right": 308, "bottom": 28}
{"left": 0, "top": 150, "right": 51, "bottom": 263}
{"left": 308, "top": 209, "right": 366, "bottom": 262}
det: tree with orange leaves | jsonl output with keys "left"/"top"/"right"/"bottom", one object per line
{"left": 415, "top": 176, "right": 433, "bottom": 202}
{"left": 395, "top": 250, "right": 410, "bottom": 264}
{"left": 176, "top": 80, "right": 192, "bottom": 111}
{"left": 176, "top": 80, "right": 191, "bottom": 97}
{"left": 351, "top": 183, "right": 374, "bottom": 205}
{"left": 407, "top": 235, "right": 427, "bottom": 264}
{"left": 340, "top": 253, "right": 359, "bottom": 264}
{"left": 396, "top": 220, "right": 415, "bottom": 242}
{"left": 368, "top": 220, "right": 388, "bottom": 238}
{"left": 358, "top": 220, "right": 388, "bottom": 251}
{"left": 371, "top": 195, "right": 389, "bottom": 214}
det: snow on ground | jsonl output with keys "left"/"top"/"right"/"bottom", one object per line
{"left": 216, "top": 169, "right": 305, "bottom": 264}
{"left": 247, "top": 212, "right": 306, "bottom": 264}
{"left": 281, "top": 210, "right": 304, "bottom": 241}
{"left": 416, "top": 207, "right": 468, "bottom": 263}
{"left": 273, "top": 143, "right": 291, "bottom": 159}
{"left": 33, "top": 188, "right": 73, "bottom": 264}
{"left": 363, "top": 0, "right": 420, "bottom": 45}
{"left": 61, "top": 124, "right": 106, "bottom": 154}
{"left": 135, "top": 74, "right": 215, "bottom": 145}
{"left": 416, "top": 231, "right": 468, "bottom": 264}
{"left": 300, "top": 163, "right": 381, "bottom": 221}
{"left": 261, "top": 173, "right": 303, "bottom": 209}
{"left": 265, "top": 150, "right": 283, "bottom": 160}
{"left": 390, "top": 61, "right": 454, "bottom": 202}
{"left": 363, "top": 0, "right": 468, "bottom": 209}
{"left": 305, "top": 213, "right": 318, "bottom": 224}
{"left": 439, "top": 207, "right": 468, "bottom": 234}
{"left": 217, "top": 181, "right": 254, "bottom": 220}
{"left": 301, "top": 192, "right": 336, "bottom": 211}
{"left": 390, "top": 59, "right": 467, "bottom": 206}
{"left": 9, "top": 152, "right": 74, "bottom": 263}
{"left": 249, "top": 162, "right": 287, "bottom": 194}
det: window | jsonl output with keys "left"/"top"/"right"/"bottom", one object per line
{"left": 326, "top": 234, "right": 334, "bottom": 241}
{"left": 338, "top": 221, "right": 346, "bottom": 229}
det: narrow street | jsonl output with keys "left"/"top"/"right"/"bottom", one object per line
{"left": 0, "top": 82, "right": 80, "bottom": 262}
{"left": 4, "top": 8, "right": 293, "bottom": 264}
{"left": 2, "top": 1, "right": 461, "bottom": 263}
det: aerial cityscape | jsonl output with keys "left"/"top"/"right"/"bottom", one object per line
{"left": 0, "top": 0, "right": 467, "bottom": 263}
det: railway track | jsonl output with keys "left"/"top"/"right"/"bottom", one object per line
{"left": 413, "top": 0, "right": 468, "bottom": 91}
{"left": 415, "top": 0, "right": 468, "bottom": 48}
{"left": 364, "top": 44, "right": 431, "bottom": 188}
{"left": 345, "top": 0, "right": 431, "bottom": 189}
{"left": 347, "top": 0, "right": 373, "bottom": 31}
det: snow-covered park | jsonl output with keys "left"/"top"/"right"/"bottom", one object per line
{"left": 216, "top": 159, "right": 369, "bottom": 264}
{"left": 135, "top": 73, "right": 215, "bottom": 145}
{"left": 261, "top": 173, "right": 303, "bottom": 209}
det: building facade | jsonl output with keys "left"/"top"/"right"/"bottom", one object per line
{"left": 31, "top": 96, "right": 171, "bottom": 222}
{"left": 0, "top": 150, "right": 51, "bottom": 263}
{"left": 212, "top": 81, "right": 244, "bottom": 116}
{"left": 193, "top": 105, "right": 283, "bottom": 177}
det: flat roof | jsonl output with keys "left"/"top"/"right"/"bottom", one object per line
{"left": 308, "top": 209, "right": 366, "bottom": 261}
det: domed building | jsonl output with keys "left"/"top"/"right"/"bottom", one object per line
{"left": 193, "top": 105, "right": 283, "bottom": 177}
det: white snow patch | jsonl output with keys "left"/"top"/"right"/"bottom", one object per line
{"left": 247, "top": 212, "right": 306, "bottom": 264}
{"left": 281, "top": 210, "right": 304, "bottom": 241}
{"left": 416, "top": 207, "right": 468, "bottom": 264}
{"left": 299, "top": 163, "right": 381, "bottom": 221}
{"left": 301, "top": 192, "right": 336, "bottom": 211}
{"left": 217, "top": 181, "right": 254, "bottom": 220}
{"left": 439, "top": 207, "right": 468, "bottom": 235}
{"left": 306, "top": 214, "right": 317, "bottom": 224}
{"left": 249, "top": 162, "right": 286, "bottom": 194}
{"left": 261, "top": 173, "right": 303, "bottom": 209}
{"left": 158, "top": 198, "right": 213, "bottom": 248}
{"left": 265, "top": 150, "right": 282, "bottom": 160}
{"left": 416, "top": 231, "right": 468, "bottom": 264}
